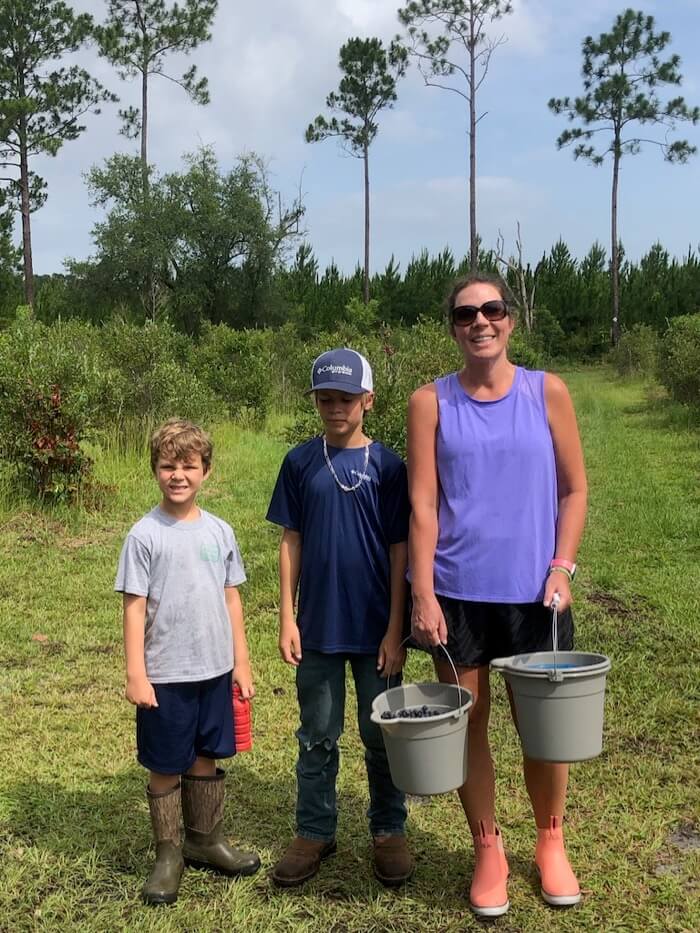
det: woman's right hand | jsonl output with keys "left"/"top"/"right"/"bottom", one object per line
{"left": 411, "top": 592, "right": 448, "bottom": 647}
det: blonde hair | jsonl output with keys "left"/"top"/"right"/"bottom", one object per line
{"left": 150, "top": 419, "right": 213, "bottom": 473}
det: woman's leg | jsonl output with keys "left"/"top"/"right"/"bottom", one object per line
{"left": 523, "top": 758, "right": 569, "bottom": 825}
{"left": 434, "top": 660, "right": 495, "bottom": 834}
{"left": 505, "top": 683, "right": 569, "bottom": 824}
{"left": 436, "top": 659, "right": 509, "bottom": 916}
{"left": 506, "top": 684, "right": 580, "bottom": 905}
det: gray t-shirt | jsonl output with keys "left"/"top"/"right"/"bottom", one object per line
{"left": 115, "top": 506, "right": 246, "bottom": 683}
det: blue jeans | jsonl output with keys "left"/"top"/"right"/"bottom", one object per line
{"left": 295, "top": 651, "right": 407, "bottom": 842}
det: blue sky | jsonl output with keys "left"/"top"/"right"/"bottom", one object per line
{"left": 24, "top": 0, "right": 700, "bottom": 277}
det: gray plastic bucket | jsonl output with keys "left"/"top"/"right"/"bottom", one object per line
{"left": 371, "top": 648, "right": 473, "bottom": 795}
{"left": 490, "top": 602, "right": 611, "bottom": 762}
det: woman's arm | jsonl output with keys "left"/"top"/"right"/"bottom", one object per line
{"left": 544, "top": 373, "right": 588, "bottom": 610}
{"left": 407, "top": 384, "right": 447, "bottom": 646}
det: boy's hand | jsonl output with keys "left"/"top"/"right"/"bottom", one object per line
{"left": 377, "top": 633, "right": 406, "bottom": 678}
{"left": 279, "top": 618, "right": 302, "bottom": 666}
{"left": 233, "top": 660, "right": 255, "bottom": 699}
{"left": 125, "top": 675, "right": 158, "bottom": 708}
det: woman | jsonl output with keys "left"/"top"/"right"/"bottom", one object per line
{"left": 407, "top": 273, "right": 587, "bottom": 917}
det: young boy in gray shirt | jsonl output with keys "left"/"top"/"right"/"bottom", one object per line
{"left": 115, "top": 419, "right": 259, "bottom": 905}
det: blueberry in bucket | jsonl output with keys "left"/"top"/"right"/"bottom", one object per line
{"left": 380, "top": 705, "right": 449, "bottom": 720}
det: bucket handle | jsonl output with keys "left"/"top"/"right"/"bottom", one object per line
{"left": 491, "top": 596, "right": 565, "bottom": 682}
{"left": 549, "top": 593, "right": 564, "bottom": 683}
{"left": 390, "top": 636, "right": 468, "bottom": 713}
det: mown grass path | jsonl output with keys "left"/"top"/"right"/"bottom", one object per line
{"left": 0, "top": 367, "right": 698, "bottom": 932}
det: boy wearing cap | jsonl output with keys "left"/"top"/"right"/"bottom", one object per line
{"left": 267, "top": 348, "right": 414, "bottom": 888}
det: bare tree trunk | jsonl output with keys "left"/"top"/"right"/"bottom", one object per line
{"left": 140, "top": 50, "right": 149, "bottom": 195}
{"left": 18, "top": 117, "right": 34, "bottom": 306}
{"left": 610, "top": 142, "right": 621, "bottom": 346}
{"left": 140, "top": 44, "right": 154, "bottom": 318}
{"left": 363, "top": 141, "right": 370, "bottom": 305}
{"left": 469, "top": 11, "right": 477, "bottom": 272}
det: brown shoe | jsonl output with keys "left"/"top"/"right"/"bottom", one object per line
{"left": 373, "top": 834, "right": 415, "bottom": 887}
{"left": 271, "top": 836, "right": 336, "bottom": 887}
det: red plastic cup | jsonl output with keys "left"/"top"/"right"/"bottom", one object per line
{"left": 232, "top": 683, "right": 253, "bottom": 752}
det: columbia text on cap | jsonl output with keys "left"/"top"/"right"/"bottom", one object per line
{"left": 309, "top": 348, "right": 374, "bottom": 394}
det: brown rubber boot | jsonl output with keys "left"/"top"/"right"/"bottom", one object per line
{"left": 181, "top": 769, "right": 260, "bottom": 876}
{"left": 372, "top": 834, "right": 415, "bottom": 887}
{"left": 143, "top": 783, "right": 184, "bottom": 906}
{"left": 271, "top": 836, "right": 337, "bottom": 887}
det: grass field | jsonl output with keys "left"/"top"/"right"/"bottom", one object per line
{"left": 0, "top": 368, "right": 698, "bottom": 932}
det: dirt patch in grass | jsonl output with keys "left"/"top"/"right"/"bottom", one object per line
{"left": 654, "top": 820, "right": 700, "bottom": 887}
{"left": 586, "top": 590, "right": 657, "bottom": 645}
{"left": 668, "top": 820, "right": 700, "bottom": 853}
{"left": 32, "top": 638, "right": 67, "bottom": 656}
{"left": 587, "top": 591, "right": 652, "bottom": 619}
{"left": 0, "top": 512, "right": 65, "bottom": 544}
{"left": 0, "top": 511, "right": 118, "bottom": 551}
{"left": 84, "top": 644, "right": 118, "bottom": 656}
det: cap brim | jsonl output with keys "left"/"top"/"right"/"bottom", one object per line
{"left": 305, "top": 381, "right": 367, "bottom": 395}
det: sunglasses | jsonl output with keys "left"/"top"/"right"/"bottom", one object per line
{"left": 451, "top": 300, "right": 509, "bottom": 326}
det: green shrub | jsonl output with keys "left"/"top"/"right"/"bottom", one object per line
{"left": 100, "top": 319, "right": 225, "bottom": 442}
{"left": 0, "top": 313, "right": 114, "bottom": 499}
{"left": 532, "top": 307, "right": 567, "bottom": 359}
{"left": 609, "top": 324, "right": 659, "bottom": 377}
{"left": 344, "top": 296, "right": 380, "bottom": 330}
{"left": 657, "top": 313, "right": 700, "bottom": 406}
{"left": 193, "top": 323, "right": 275, "bottom": 425}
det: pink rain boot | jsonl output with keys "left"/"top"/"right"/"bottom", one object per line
{"left": 469, "top": 821, "right": 509, "bottom": 917}
{"left": 535, "top": 816, "right": 581, "bottom": 907}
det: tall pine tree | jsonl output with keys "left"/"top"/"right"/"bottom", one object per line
{"left": 549, "top": 8, "right": 699, "bottom": 345}
{"left": 306, "top": 37, "right": 407, "bottom": 305}
{"left": 0, "top": 0, "right": 114, "bottom": 304}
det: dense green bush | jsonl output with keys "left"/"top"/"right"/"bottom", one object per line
{"left": 657, "top": 313, "right": 700, "bottom": 406}
{"left": 0, "top": 305, "right": 547, "bottom": 498}
{"left": 532, "top": 307, "right": 567, "bottom": 359}
{"left": 193, "top": 324, "right": 274, "bottom": 425}
{"left": 608, "top": 324, "right": 659, "bottom": 377}
{"left": 100, "top": 319, "right": 225, "bottom": 440}
{"left": 0, "top": 312, "right": 116, "bottom": 498}
{"left": 0, "top": 313, "right": 228, "bottom": 496}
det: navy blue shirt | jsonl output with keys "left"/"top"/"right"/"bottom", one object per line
{"left": 266, "top": 437, "right": 410, "bottom": 653}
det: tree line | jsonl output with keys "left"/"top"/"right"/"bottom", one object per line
{"left": 0, "top": 1, "right": 698, "bottom": 345}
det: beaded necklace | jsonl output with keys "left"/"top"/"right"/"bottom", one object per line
{"left": 322, "top": 436, "right": 370, "bottom": 493}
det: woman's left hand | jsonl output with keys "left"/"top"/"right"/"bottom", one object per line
{"left": 543, "top": 572, "right": 572, "bottom": 611}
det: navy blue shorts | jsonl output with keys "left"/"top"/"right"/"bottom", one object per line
{"left": 407, "top": 594, "right": 574, "bottom": 668}
{"left": 136, "top": 671, "right": 235, "bottom": 775}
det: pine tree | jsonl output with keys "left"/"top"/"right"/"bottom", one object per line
{"left": 549, "top": 8, "right": 699, "bottom": 345}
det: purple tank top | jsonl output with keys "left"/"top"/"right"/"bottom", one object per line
{"left": 433, "top": 367, "right": 557, "bottom": 603}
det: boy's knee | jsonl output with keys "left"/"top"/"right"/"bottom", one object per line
{"left": 296, "top": 724, "right": 341, "bottom": 756}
